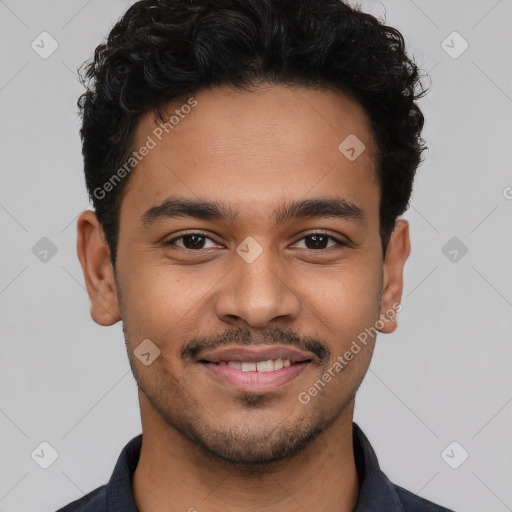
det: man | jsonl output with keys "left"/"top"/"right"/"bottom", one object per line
{"left": 56, "top": 0, "right": 455, "bottom": 510}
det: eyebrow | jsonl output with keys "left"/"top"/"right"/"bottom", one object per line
{"left": 139, "top": 196, "right": 367, "bottom": 228}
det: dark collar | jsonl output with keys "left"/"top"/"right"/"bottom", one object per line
{"left": 352, "top": 423, "right": 407, "bottom": 511}
{"left": 102, "top": 422, "right": 406, "bottom": 511}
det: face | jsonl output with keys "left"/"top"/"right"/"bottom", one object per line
{"left": 78, "top": 84, "right": 410, "bottom": 466}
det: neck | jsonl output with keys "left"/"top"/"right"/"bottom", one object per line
{"left": 133, "top": 392, "right": 359, "bottom": 512}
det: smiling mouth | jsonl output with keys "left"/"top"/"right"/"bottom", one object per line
{"left": 198, "top": 358, "right": 313, "bottom": 393}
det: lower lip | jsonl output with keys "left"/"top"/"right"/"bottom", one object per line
{"left": 199, "top": 361, "right": 310, "bottom": 392}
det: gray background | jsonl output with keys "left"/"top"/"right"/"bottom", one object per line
{"left": 1, "top": 0, "right": 511, "bottom": 511}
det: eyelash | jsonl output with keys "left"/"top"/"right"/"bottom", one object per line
{"left": 164, "top": 232, "right": 348, "bottom": 251}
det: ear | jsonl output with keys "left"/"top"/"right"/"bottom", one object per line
{"left": 377, "top": 219, "right": 411, "bottom": 334}
{"left": 76, "top": 210, "right": 121, "bottom": 326}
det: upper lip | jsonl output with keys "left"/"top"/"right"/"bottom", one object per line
{"left": 198, "top": 345, "right": 315, "bottom": 364}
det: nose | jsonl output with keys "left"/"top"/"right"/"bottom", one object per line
{"left": 213, "top": 246, "right": 301, "bottom": 329}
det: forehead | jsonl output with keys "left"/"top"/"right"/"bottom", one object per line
{"left": 121, "top": 85, "right": 379, "bottom": 227}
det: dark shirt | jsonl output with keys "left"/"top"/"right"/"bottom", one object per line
{"left": 55, "top": 422, "right": 455, "bottom": 511}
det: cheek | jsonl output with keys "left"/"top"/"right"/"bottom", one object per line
{"left": 301, "top": 266, "right": 381, "bottom": 395}
{"left": 299, "top": 254, "right": 382, "bottom": 334}
{"left": 118, "top": 263, "right": 219, "bottom": 346}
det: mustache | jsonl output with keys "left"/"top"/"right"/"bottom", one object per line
{"left": 180, "top": 326, "right": 330, "bottom": 362}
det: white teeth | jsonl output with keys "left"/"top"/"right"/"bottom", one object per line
{"left": 228, "top": 359, "right": 292, "bottom": 372}
{"left": 256, "top": 360, "right": 274, "bottom": 372}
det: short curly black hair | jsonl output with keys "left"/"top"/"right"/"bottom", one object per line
{"left": 77, "top": 0, "right": 428, "bottom": 266}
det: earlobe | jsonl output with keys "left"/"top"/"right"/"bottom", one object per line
{"left": 377, "top": 219, "right": 411, "bottom": 334}
{"left": 76, "top": 210, "right": 121, "bottom": 326}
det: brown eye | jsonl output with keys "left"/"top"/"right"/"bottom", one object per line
{"left": 165, "top": 233, "right": 217, "bottom": 250}
{"left": 294, "top": 233, "right": 345, "bottom": 250}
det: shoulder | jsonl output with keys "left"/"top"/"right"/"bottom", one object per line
{"left": 394, "top": 483, "right": 455, "bottom": 512}
{"left": 54, "top": 485, "right": 106, "bottom": 512}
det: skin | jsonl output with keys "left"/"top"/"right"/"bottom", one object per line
{"left": 77, "top": 84, "right": 410, "bottom": 512}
